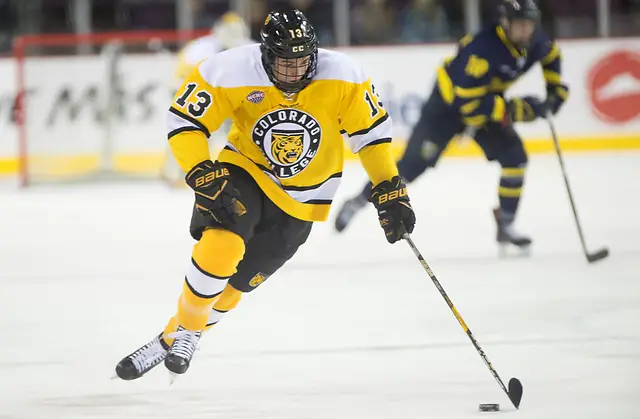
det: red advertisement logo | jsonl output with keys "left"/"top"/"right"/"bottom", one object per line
{"left": 587, "top": 50, "right": 640, "bottom": 124}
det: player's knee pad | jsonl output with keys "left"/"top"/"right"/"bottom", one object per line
{"left": 498, "top": 142, "right": 528, "bottom": 168}
{"left": 192, "top": 228, "right": 245, "bottom": 279}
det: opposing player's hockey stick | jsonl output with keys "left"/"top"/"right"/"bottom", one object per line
{"left": 545, "top": 115, "right": 609, "bottom": 263}
{"left": 457, "top": 125, "right": 478, "bottom": 145}
{"left": 402, "top": 233, "right": 523, "bottom": 409}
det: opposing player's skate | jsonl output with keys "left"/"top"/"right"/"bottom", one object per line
{"left": 114, "top": 333, "right": 169, "bottom": 380}
{"left": 164, "top": 326, "right": 202, "bottom": 376}
{"left": 334, "top": 195, "right": 368, "bottom": 232}
{"left": 493, "top": 208, "right": 531, "bottom": 256}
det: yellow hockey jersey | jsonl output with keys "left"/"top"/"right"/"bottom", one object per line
{"left": 167, "top": 44, "right": 397, "bottom": 222}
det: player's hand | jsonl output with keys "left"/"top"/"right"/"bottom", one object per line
{"left": 546, "top": 84, "right": 569, "bottom": 115}
{"left": 507, "top": 96, "right": 548, "bottom": 122}
{"left": 370, "top": 176, "right": 416, "bottom": 244}
{"left": 185, "top": 160, "right": 246, "bottom": 227}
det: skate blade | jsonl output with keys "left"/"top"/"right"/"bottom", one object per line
{"left": 168, "top": 371, "right": 180, "bottom": 385}
{"left": 498, "top": 243, "right": 531, "bottom": 259}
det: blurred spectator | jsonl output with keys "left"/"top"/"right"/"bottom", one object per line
{"left": 545, "top": 0, "right": 597, "bottom": 38}
{"left": 438, "top": 0, "right": 465, "bottom": 39}
{"left": 400, "top": 0, "right": 450, "bottom": 43}
{"left": 0, "top": 0, "right": 15, "bottom": 54}
{"left": 189, "top": 0, "right": 216, "bottom": 29}
{"left": 118, "top": 0, "right": 176, "bottom": 31}
{"left": 40, "top": 0, "right": 73, "bottom": 33}
{"left": 351, "top": 0, "right": 396, "bottom": 45}
{"left": 0, "top": 0, "right": 637, "bottom": 56}
{"left": 248, "top": 0, "right": 269, "bottom": 40}
{"left": 611, "top": 0, "right": 640, "bottom": 36}
{"left": 187, "top": 0, "right": 235, "bottom": 30}
{"left": 289, "top": 0, "right": 334, "bottom": 45}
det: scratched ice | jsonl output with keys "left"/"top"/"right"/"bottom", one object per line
{"left": 1, "top": 152, "right": 638, "bottom": 419}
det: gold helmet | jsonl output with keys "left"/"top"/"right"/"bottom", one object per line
{"left": 212, "top": 12, "right": 251, "bottom": 50}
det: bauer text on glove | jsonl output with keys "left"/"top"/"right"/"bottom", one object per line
{"left": 185, "top": 160, "right": 246, "bottom": 229}
{"left": 370, "top": 176, "right": 416, "bottom": 244}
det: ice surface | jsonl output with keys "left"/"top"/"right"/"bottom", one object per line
{"left": 1, "top": 153, "right": 639, "bottom": 419}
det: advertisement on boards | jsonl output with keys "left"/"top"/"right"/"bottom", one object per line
{"left": 0, "top": 38, "right": 639, "bottom": 177}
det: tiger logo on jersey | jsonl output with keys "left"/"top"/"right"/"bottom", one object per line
{"left": 252, "top": 109, "right": 321, "bottom": 178}
{"left": 271, "top": 130, "right": 304, "bottom": 165}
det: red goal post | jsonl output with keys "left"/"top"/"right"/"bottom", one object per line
{"left": 13, "top": 29, "right": 209, "bottom": 187}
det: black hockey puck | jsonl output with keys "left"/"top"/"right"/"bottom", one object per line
{"left": 479, "top": 404, "right": 500, "bottom": 412}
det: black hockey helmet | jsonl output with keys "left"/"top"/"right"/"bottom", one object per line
{"left": 498, "top": 0, "right": 540, "bottom": 49}
{"left": 498, "top": 0, "right": 541, "bottom": 22}
{"left": 260, "top": 9, "right": 319, "bottom": 94}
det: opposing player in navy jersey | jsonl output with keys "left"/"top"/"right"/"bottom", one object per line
{"left": 334, "top": 0, "right": 568, "bottom": 252}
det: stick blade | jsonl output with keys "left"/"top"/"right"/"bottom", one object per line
{"left": 587, "top": 248, "right": 609, "bottom": 263}
{"left": 508, "top": 378, "right": 523, "bottom": 409}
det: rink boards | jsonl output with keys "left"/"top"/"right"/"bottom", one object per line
{"left": 0, "top": 37, "right": 638, "bottom": 177}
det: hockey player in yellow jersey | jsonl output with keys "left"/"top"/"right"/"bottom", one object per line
{"left": 174, "top": 11, "right": 253, "bottom": 84}
{"left": 115, "top": 9, "right": 416, "bottom": 379}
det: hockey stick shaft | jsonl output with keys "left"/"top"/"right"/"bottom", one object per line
{"left": 546, "top": 116, "right": 590, "bottom": 255}
{"left": 402, "top": 233, "right": 522, "bottom": 409}
{"left": 546, "top": 116, "right": 609, "bottom": 262}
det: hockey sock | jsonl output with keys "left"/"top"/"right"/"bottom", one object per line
{"left": 163, "top": 229, "right": 245, "bottom": 343}
{"left": 163, "top": 283, "right": 243, "bottom": 345}
{"left": 205, "top": 283, "right": 243, "bottom": 330}
{"left": 498, "top": 166, "right": 526, "bottom": 222}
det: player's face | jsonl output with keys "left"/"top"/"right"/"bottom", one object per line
{"left": 273, "top": 56, "right": 311, "bottom": 84}
{"left": 507, "top": 19, "right": 536, "bottom": 47}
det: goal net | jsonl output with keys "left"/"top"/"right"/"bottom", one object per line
{"left": 13, "top": 29, "right": 224, "bottom": 187}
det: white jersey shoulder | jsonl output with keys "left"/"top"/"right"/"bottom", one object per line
{"left": 182, "top": 34, "right": 224, "bottom": 67}
{"left": 198, "top": 43, "right": 270, "bottom": 88}
{"left": 314, "top": 48, "right": 368, "bottom": 84}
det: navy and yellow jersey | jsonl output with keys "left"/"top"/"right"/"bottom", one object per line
{"left": 436, "top": 24, "right": 567, "bottom": 127}
{"left": 167, "top": 44, "right": 398, "bottom": 222}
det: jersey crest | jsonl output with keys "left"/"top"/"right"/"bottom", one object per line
{"left": 252, "top": 109, "right": 322, "bottom": 178}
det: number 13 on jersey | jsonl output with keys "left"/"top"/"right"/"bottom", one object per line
{"left": 364, "top": 84, "right": 384, "bottom": 118}
{"left": 176, "top": 82, "right": 213, "bottom": 118}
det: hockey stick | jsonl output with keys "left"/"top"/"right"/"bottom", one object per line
{"left": 545, "top": 115, "right": 609, "bottom": 263}
{"left": 457, "top": 125, "right": 478, "bottom": 145}
{"left": 402, "top": 232, "right": 523, "bottom": 409}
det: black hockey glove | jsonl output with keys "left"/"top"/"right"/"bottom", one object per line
{"left": 185, "top": 160, "right": 246, "bottom": 228}
{"left": 370, "top": 176, "right": 416, "bottom": 244}
{"left": 546, "top": 84, "right": 569, "bottom": 115}
{"left": 507, "top": 96, "right": 548, "bottom": 122}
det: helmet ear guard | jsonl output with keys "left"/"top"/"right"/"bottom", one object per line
{"left": 260, "top": 9, "right": 319, "bottom": 94}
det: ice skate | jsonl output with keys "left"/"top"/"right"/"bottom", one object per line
{"left": 164, "top": 326, "right": 202, "bottom": 378}
{"left": 493, "top": 208, "right": 531, "bottom": 257}
{"left": 114, "top": 333, "right": 169, "bottom": 380}
{"left": 334, "top": 195, "right": 368, "bottom": 232}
